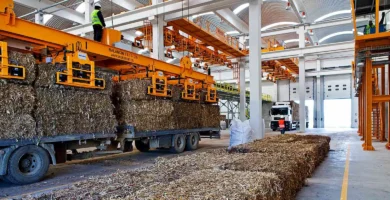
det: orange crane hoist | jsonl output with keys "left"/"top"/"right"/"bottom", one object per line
{"left": 0, "top": 0, "right": 218, "bottom": 103}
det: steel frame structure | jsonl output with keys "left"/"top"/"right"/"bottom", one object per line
{"left": 351, "top": 0, "right": 390, "bottom": 150}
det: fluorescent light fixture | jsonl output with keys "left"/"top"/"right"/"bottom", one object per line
{"left": 261, "top": 22, "right": 299, "bottom": 31}
{"left": 314, "top": 10, "right": 351, "bottom": 23}
{"left": 319, "top": 31, "right": 363, "bottom": 43}
{"left": 192, "top": 12, "right": 214, "bottom": 19}
{"left": 43, "top": 14, "right": 53, "bottom": 24}
{"left": 225, "top": 31, "right": 239, "bottom": 35}
{"left": 233, "top": 3, "right": 249, "bottom": 15}
{"left": 284, "top": 39, "right": 299, "bottom": 44}
{"left": 135, "top": 30, "right": 143, "bottom": 36}
{"left": 76, "top": 3, "right": 85, "bottom": 13}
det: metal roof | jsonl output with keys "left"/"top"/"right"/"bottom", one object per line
{"left": 12, "top": 0, "right": 356, "bottom": 47}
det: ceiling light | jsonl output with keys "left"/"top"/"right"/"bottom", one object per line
{"left": 314, "top": 10, "right": 351, "bottom": 23}
{"left": 225, "top": 31, "right": 239, "bottom": 35}
{"left": 233, "top": 3, "right": 249, "bottom": 15}
{"left": 76, "top": 3, "right": 85, "bottom": 13}
{"left": 135, "top": 30, "right": 144, "bottom": 36}
{"left": 284, "top": 39, "right": 299, "bottom": 44}
{"left": 261, "top": 22, "right": 299, "bottom": 31}
{"left": 43, "top": 14, "right": 53, "bottom": 24}
{"left": 318, "top": 31, "right": 363, "bottom": 43}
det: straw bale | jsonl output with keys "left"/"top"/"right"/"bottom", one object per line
{"left": 35, "top": 88, "right": 114, "bottom": 115}
{"left": 35, "top": 135, "right": 330, "bottom": 200}
{"left": 173, "top": 102, "right": 202, "bottom": 129}
{"left": 34, "top": 63, "right": 114, "bottom": 95}
{"left": 36, "top": 113, "right": 117, "bottom": 136}
{"left": 114, "top": 79, "right": 153, "bottom": 101}
{"left": 0, "top": 114, "right": 36, "bottom": 139}
{"left": 170, "top": 85, "right": 182, "bottom": 101}
{"left": 201, "top": 104, "right": 220, "bottom": 127}
{"left": 0, "top": 83, "right": 35, "bottom": 115}
{"left": 6, "top": 51, "right": 36, "bottom": 85}
{"left": 219, "top": 152, "right": 309, "bottom": 199}
{"left": 116, "top": 100, "right": 174, "bottom": 116}
{"left": 128, "top": 169, "right": 283, "bottom": 200}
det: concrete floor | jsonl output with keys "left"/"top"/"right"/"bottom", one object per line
{"left": 1, "top": 128, "right": 390, "bottom": 199}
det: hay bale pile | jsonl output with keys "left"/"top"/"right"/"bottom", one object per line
{"left": 0, "top": 53, "right": 117, "bottom": 139}
{"left": 115, "top": 80, "right": 220, "bottom": 132}
{"left": 0, "top": 51, "right": 37, "bottom": 139}
{"left": 34, "top": 63, "right": 117, "bottom": 136}
{"left": 38, "top": 134, "right": 330, "bottom": 200}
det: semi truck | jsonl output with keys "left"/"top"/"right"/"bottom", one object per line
{"left": 270, "top": 101, "right": 309, "bottom": 131}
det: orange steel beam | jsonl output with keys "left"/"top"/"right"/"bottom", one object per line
{"left": 380, "top": 66, "right": 386, "bottom": 141}
{"left": 0, "top": 10, "right": 215, "bottom": 84}
{"left": 168, "top": 19, "right": 246, "bottom": 57}
{"left": 364, "top": 57, "right": 375, "bottom": 151}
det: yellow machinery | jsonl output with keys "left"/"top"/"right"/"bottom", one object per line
{"left": 0, "top": 0, "right": 218, "bottom": 103}
{"left": 351, "top": 0, "right": 390, "bottom": 150}
{"left": 0, "top": 41, "right": 25, "bottom": 80}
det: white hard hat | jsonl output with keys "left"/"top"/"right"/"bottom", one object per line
{"left": 95, "top": 3, "right": 101, "bottom": 8}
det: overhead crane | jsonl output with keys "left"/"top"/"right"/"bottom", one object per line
{"left": 165, "top": 17, "right": 299, "bottom": 82}
{"left": 351, "top": 0, "right": 390, "bottom": 151}
{"left": 0, "top": 0, "right": 218, "bottom": 103}
{"left": 133, "top": 24, "right": 232, "bottom": 69}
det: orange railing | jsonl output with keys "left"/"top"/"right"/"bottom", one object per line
{"left": 192, "top": 17, "right": 247, "bottom": 53}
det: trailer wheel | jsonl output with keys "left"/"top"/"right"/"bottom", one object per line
{"left": 123, "top": 141, "right": 133, "bottom": 152}
{"left": 170, "top": 134, "right": 186, "bottom": 153}
{"left": 135, "top": 140, "right": 150, "bottom": 152}
{"left": 185, "top": 133, "right": 199, "bottom": 151}
{"left": 4, "top": 145, "right": 50, "bottom": 185}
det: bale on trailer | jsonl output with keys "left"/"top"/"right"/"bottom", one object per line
{"left": 6, "top": 51, "right": 36, "bottom": 85}
{"left": 34, "top": 63, "right": 115, "bottom": 95}
{"left": 0, "top": 83, "right": 35, "bottom": 115}
{"left": 114, "top": 79, "right": 153, "bottom": 101}
{"left": 0, "top": 114, "right": 36, "bottom": 139}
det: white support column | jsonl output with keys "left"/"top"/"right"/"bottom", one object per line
{"left": 240, "top": 61, "right": 247, "bottom": 121}
{"left": 298, "top": 26, "right": 306, "bottom": 132}
{"left": 85, "top": 0, "right": 93, "bottom": 24}
{"left": 151, "top": 15, "right": 166, "bottom": 60}
{"left": 35, "top": 13, "right": 43, "bottom": 25}
{"left": 249, "top": 0, "right": 263, "bottom": 139}
{"left": 315, "top": 59, "right": 323, "bottom": 128}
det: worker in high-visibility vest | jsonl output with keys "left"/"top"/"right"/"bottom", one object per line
{"left": 278, "top": 117, "right": 286, "bottom": 134}
{"left": 91, "top": 2, "right": 106, "bottom": 42}
{"left": 364, "top": 20, "right": 375, "bottom": 35}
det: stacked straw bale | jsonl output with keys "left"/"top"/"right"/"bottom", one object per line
{"left": 0, "top": 52, "right": 117, "bottom": 139}
{"left": 0, "top": 51, "right": 37, "bottom": 139}
{"left": 36, "top": 134, "right": 330, "bottom": 200}
{"left": 115, "top": 80, "right": 220, "bottom": 131}
{"left": 34, "top": 63, "right": 117, "bottom": 136}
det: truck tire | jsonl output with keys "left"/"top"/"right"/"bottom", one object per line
{"left": 170, "top": 134, "right": 186, "bottom": 153}
{"left": 135, "top": 140, "right": 150, "bottom": 152}
{"left": 123, "top": 141, "right": 133, "bottom": 152}
{"left": 4, "top": 145, "right": 50, "bottom": 185}
{"left": 185, "top": 133, "right": 199, "bottom": 151}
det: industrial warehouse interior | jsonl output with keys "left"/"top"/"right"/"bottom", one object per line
{"left": 0, "top": 0, "right": 389, "bottom": 199}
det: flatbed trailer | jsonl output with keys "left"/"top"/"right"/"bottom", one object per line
{"left": 0, "top": 126, "right": 219, "bottom": 184}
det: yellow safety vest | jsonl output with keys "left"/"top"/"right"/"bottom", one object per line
{"left": 91, "top": 10, "right": 102, "bottom": 26}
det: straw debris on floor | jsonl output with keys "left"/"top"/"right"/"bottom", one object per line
{"left": 36, "top": 134, "right": 330, "bottom": 200}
